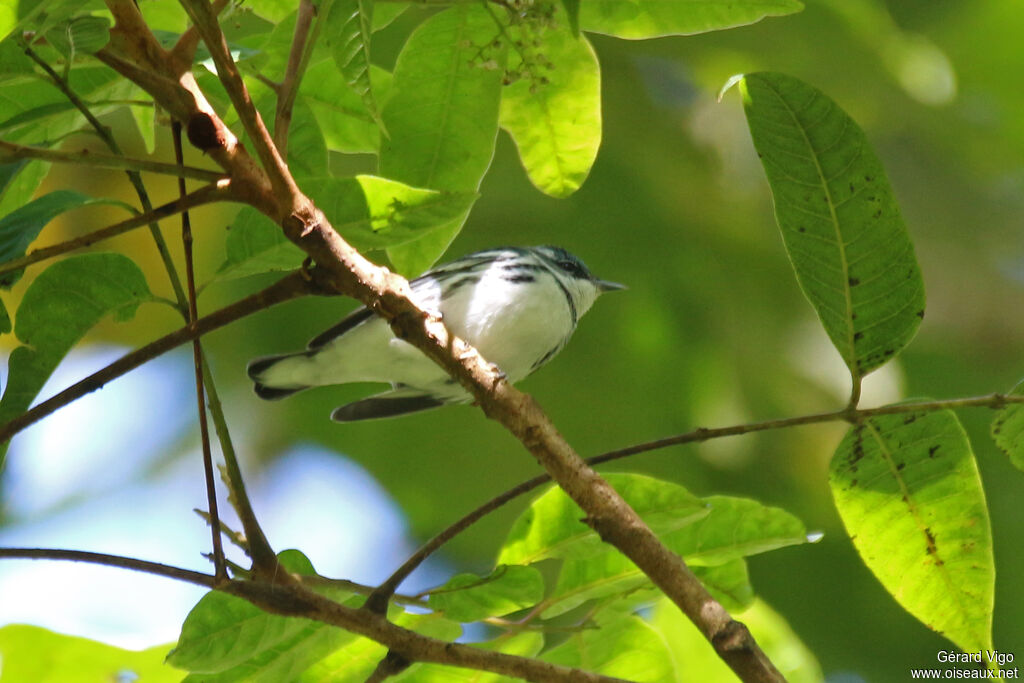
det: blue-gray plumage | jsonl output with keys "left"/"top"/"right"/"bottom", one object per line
{"left": 248, "top": 246, "right": 625, "bottom": 421}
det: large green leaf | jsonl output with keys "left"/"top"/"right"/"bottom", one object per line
{"left": 538, "top": 494, "right": 805, "bottom": 619}
{"left": 739, "top": 72, "right": 925, "bottom": 386}
{"left": 0, "top": 190, "right": 135, "bottom": 288}
{"left": 212, "top": 177, "right": 477, "bottom": 282}
{"left": 830, "top": 410, "right": 993, "bottom": 653}
{"left": 580, "top": 0, "right": 803, "bottom": 39}
{"left": 380, "top": 3, "right": 505, "bottom": 275}
{"left": 542, "top": 554, "right": 753, "bottom": 619}
{"left": 542, "top": 613, "right": 674, "bottom": 682}
{"left": 0, "top": 624, "right": 180, "bottom": 683}
{"left": 991, "top": 380, "right": 1024, "bottom": 472}
{"left": 498, "top": 473, "right": 709, "bottom": 565}
{"left": 0, "top": 253, "right": 152, "bottom": 464}
{"left": 426, "top": 564, "right": 544, "bottom": 622}
{"left": 325, "top": 0, "right": 383, "bottom": 133}
{"left": 301, "top": 62, "right": 393, "bottom": 154}
{"left": 500, "top": 18, "right": 601, "bottom": 198}
{"left": 297, "top": 610, "right": 461, "bottom": 682}
{"left": 170, "top": 551, "right": 356, "bottom": 679}
{"left": 651, "top": 597, "right": 823, "bottom": 683}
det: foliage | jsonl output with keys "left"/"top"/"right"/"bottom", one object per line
{"left": 0, "top": 0, "right": 1022, "bottom": 681}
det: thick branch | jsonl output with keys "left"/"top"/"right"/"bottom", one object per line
{"left": 0, "top": 182, "right": 233, "bottom": 281}
{"left": 0, "top": 141, "right": 225, "bottom": 182}
{"left": 0, "top": 271, "right": 316, "bottom": 445}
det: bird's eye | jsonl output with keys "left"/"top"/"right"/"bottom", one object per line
{"left": 557, "top": 259, "right": 590, "bottom": 280}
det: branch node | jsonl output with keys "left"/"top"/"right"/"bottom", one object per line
{"left": 187, "top": 111, "right": 226, "bottom": 152}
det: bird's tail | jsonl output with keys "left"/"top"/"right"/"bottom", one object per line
{"left": 247, "top": 352, "right": 314, "bottom": 400}
{"left": 330, "top": 388, "right": 447, "bottom": 422}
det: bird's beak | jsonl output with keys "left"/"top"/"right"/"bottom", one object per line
{"left": 597, "top": 279, "right": 627, "bottom": 292}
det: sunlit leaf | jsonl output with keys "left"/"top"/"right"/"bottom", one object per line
{"left": 301, "top": 62, "right": 393, "bottom": 154}
{"left": 284, "top": 98, "right": 328, "bottom": 181}
{"left": 427, "top": 565, "right": 544, "bottom": 622}
{"left": 380, "top": 3, "right": 505, "bottom": 274}
{"left": 991, "top": 380, "right": 1024, "bottom": 472}
{"left": 0, "top": 624, "right": 180, "bottom": 683}
{"left": 651, "top": 596, "right": 823, "bottom": 683}
{"left": 542, "top": 613, "right": 674, "bottom": 682}
{"left": 498, "top": 473, "right": 709, "bottom": 565}
{"left": 0, "top": 190, "right": 135, "bottom": 288}
{"left": 0, "top": 253, "right": 152, "bottom": 465}
{"left": 739, "top": 71, "right": 925, "bottom": 385}
{"left": 297, "top": 610, "right": 461, "bottom": 682}
{"left": 543, "top": 553, "right": 753, "bottom": 620}
{"left": 212, "top": 178, "right": 477, "bottom": 282}
{"left": 580, "top": 0, "right": 803, "bottom": 39}
{"left": 170, "top": 551, "right": 356, "bottom": 679}
{"left": 500, "top": 20, "right": 601, "bottom": 198}
{"left": 830, "top": 410, "right": 993, "bottom": 652}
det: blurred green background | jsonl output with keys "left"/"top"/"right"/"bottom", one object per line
{"left": 5, "top": 0, "right": 1024, "bottom": 679}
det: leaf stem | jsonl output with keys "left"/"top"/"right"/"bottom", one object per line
{"left": 0, "top": 141, "right": 225, "bottom": 182}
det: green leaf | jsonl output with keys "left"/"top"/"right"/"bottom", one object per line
{"left": 171, "top": 551, "right": 357, "bottom": 680}
{"left": 542, "top": 553, "right": 752, "bottom": 620}
{"left": 539, "top": 494, "right": 804, "bottom": 619}
{"left": 830, "top": 410, "right": 993, "bottom": 652}
{"left": 0, "top": 624, "right": 180, "bottom": 683}
{"left": 665, "top": 494, "right": 811, "bottom": 567}
{"left": 500, "top": 21, "right": 601, "bottom": 198}
{"left": 284, "top": 98, "right": 329, "bottom": 181}
{"left": 212, "top": 178, "right": 477, "bottom": 282}
{"left": 301, "top": 62, "right": 393, "bottom": 154}
{"left": 651, "top": 596, "right": 823, "bottom": 683}
{"left": 44, "top": 16, "right": 110, "bottom": 60}
{"left": 580, "top": 0, "right": 803, "bottom": 39}
{"left": 542, "top": 613, "right": 674, "bottom": 682}
{"left": 380, "top": 3, "right": 505, "bottom": 273}
{"left": 498, "top": 473, "right": 709, "bottom": 565}
{"left": 991, "top": 381, "right": 1024, "bottom": 472}
{"left": 325, "top": 0, "right": 384, "bottom": 133}
{"left": 0, "top": 160, "right": 49, "bottom": 225}
{"left": 0, "top": 253, "right": 152, "bottom": 465}
{"left": 130, "top": 101, "right": 157, "bottom": 154}
{"left": 310, "top": 176, "right": 478, "bottom": 251}
{"left": 0, "top": 295, "right": 10, "bottom": 334}
{"left": 298, "top": 610, "right": 461, "bottom": 682}
{"left": 214, "top": 206, "right": 305, "bottom": 282}
{"left": 427, "top": 565, "right": 544, "bottom": 622}
{"left": 739, "top": 72, "right": 925, "bottom": 384}
{"left": 0, "top": 189, "right": 135, "bottom": 288}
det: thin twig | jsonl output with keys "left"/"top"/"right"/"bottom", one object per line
{"left": 0, "top": 271, "right": 316, "bottom": 446}
{"left": 0, "top": 547, "right": 217, "bottom": 587}
{"left": 174, "top": 120, "right": 227, "bottom": 580}
{"left": 0, "top": 182, "right": 232, "bottom": 281}
{"left": 0, "top": 141, "right": 225, "bottom": 181}
{"left": 274, "top": 0, "right": 317, "bottom": 158}
{"left": 368, "top": 392, "right": 1023, "bottom": 607}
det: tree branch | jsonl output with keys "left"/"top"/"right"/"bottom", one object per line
{"left": 0, "top": 141, "right": 225, "bottom": 182}
{"left": 0, "top": 181, "right": 233, "bottom": 281}
{"left": 117, "top": 4, "right": 783, "bottom": 680}
{"left": 0, "top": 271, "right": 317, "bottom": 446}
{"left": 274, "top": 0, "right": 317, "bottom": 159}
{"left": 0, "top": 547, "right": 630, "bottom": 682}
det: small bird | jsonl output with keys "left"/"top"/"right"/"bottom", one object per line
{"left": 247, "top": 246, "right": 625, "bottom": 421}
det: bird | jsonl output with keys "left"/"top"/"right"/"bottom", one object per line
{"left": 247, "top": 246, "right": 625, "bottom": 422}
